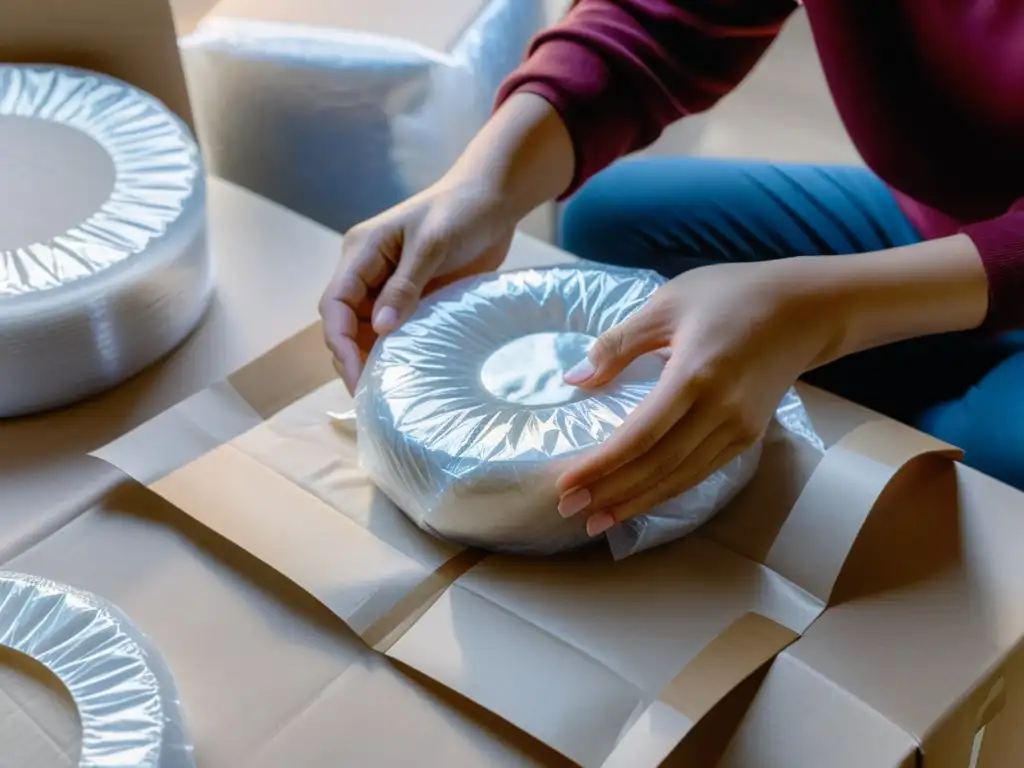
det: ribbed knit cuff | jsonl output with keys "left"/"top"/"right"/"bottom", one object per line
{"left": 962, "top": 212, "right": 1024, "bottom": 333}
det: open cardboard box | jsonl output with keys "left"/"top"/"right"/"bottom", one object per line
{"left": 1, "top": 253, "right": 1021, "bottom": 765}
{"left": 78, "top": 312, "right": 1022, "bottom": 768}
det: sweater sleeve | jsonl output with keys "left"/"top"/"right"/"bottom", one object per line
{"left": 495, "top": 0, "right": 797, "bottom": 197}
{"left": 962, "top": 202, "right": 1024, "bottom": 332}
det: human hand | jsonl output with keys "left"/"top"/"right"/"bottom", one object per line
{"left": 555, "top": 259, "right": 844, "bottom": 537}
{"left": 320, "top": 178, "right": 515, "bottom": 393}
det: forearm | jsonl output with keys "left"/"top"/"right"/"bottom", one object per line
{"left": 444, "top": 92, "right": 574, "bottom": 222}
{"left": 785, "top": 235, "right": 990, "bottom": 367}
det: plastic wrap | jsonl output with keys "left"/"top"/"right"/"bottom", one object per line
{"left": 0, "top": 571, "right": 193, "bottom": 767}
{"left": 180, "top": 0, "right": 546, "bottom": 233}
{"left": 0, "top": 64, "right": 211, "bottom": 418}
{"left": 355, "top": 266, "right": 824, "bottom": 558}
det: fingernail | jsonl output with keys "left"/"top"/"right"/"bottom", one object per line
{"left": 587, "top": 512, "right": 615, "bottom": 537}
{"left": 558, "top": 488, "right": 591, "bottom": 518}
{"left": 564, "top": 358, "right": 596, "bottom": 385}
{"left": 373, "top": 307, "right": 399, "bottom": 334}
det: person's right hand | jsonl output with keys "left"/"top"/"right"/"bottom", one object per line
{"left": 320, "top": 178, "right": 516, "bottom": 393}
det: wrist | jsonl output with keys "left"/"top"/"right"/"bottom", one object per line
{"left": 445, "top": 92, "right": 574, "bottom": 223}
{"left": 433, "top": 171, "right": 520, "bottom": 234}
{"left": 775, "top": 236, "right": 989, "bottom": 365}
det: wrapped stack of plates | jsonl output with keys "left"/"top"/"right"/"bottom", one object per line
{"left": 0, "top": 571, "right": 194, "bottom": 767}
{"left": 356, "top": 267, "right": 823, "bottom": 558}
{"left": 0, "top": 64, "right": 211, "bottom": 417}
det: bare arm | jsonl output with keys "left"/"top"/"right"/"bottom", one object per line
{"left": 794, "top": 234, "right": 990, "bottom": 367}
{"left": 555, "top": 236, "right": 990, "bottom": 533}
{"left": 445, "top": 93, "right": 574, "bottom": 223}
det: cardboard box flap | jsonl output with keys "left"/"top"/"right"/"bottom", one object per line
{"left": 152, "top": 441, "right": 464, "bottom": 639}
{"left": 0, "top": 0, "right": 194, "bottom": 129}
{"left": 764, "top": 420, "right": 961, "bottom": 603}
{"left": 713, "top": 652, "right": 920, "bottom": 768}
{"left": 779, "top": 459, "right": 1024, "bottom": 768}
{"left": 383, "top": 535, "right": 818, "bottom": 766}
{"left": 600, "top": 613, "right": 799, "bottom": 768}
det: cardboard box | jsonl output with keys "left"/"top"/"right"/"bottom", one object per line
{"left": 56, "top": 295, "right": 1014, "bottom": 767}
{"left": 3, "top": 230, "right": 1023, "bottom": 764}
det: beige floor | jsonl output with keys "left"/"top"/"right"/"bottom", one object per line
{"left": 518, "top": 6, "right": 861, "bottom": 243}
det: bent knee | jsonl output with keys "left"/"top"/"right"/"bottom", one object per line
{"left": 559, "top": 167, "right": 645, "bottom": 266}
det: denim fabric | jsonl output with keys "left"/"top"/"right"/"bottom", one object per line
{"left": 559, "top": 157, "right": 1024, "bottom": 489}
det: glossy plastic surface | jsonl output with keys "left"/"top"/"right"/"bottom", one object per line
{"left": 180, "top": 0, "right": 545, "bottom": 232}
{"left": 0, "top": 571, "right": 194, "bottom": 768}
{"left": 356, "top": 267, "right": 823, "bottom": 557}
{"left": 0, "top": 65, "right": 210, "bottom": 417}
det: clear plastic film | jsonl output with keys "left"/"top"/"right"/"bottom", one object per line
{"left": 0, "top": 64, "right": 210, "bottom": 417}
{"left": 179, "top": 0, "right": 546, "bottom": 233}
{"left": 0, "top": 571, "right": 194, "bottom": 768}
{"left": 355, "top": 267, "right": 824, "bottom": 558}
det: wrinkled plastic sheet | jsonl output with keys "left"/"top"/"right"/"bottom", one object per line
{"left": 0, "top": 64, "right": 210, "bottom": 418}
{"left": 355, "top": 266, "right": 824, "bottom": 558}
{"left": 180, "top": 0, "right": 546, "bottom": 232}
{"left": 0, "top": 572, "right": 194, "bottom": 768}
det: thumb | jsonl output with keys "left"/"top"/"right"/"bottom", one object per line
{"left": 372, "top": 237, "right": 445, "bottom": 335}
{"left": 565, "top": 304, "right": 670, "bottom": 388}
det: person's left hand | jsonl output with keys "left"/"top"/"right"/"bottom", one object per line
{"left": 555, "top": 258, "right": 844, "bottom": 537}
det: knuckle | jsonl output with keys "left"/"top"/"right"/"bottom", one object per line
{"left": 337, "top": 272, "right": 363, "bottom": 296}
{"left": 688, "top": 365, "right": 720, "bottom": 392}
{"left": 383, "top": 274, "right": 421, "bottom": 303}
{"left": 342, "top": 223, "right": 371, "bottom": 253}
{"left": 625, "top": 428, "right": 660, "bottom": 458}
{"left": 724, "top": 408, "right": 762, "bottom": 444}
{"left": 416, "top": 235, "right": 449, "bottom": 266}
{"left": 595, "top": 329, "right": 625, "bottom": 361}
{"left": 652, "top": 446, "right": 687, "bottom": 478}
{"left": 739, "top": 420, "right": 765, "bottom": 445}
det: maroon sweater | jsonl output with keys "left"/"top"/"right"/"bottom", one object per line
{"left": 496, "top": 1, "right": 1024, "bottom": 331}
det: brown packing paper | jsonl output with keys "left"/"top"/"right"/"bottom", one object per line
{"left": 153, "top": 441, "right": 463, "bottom": 639}
{"left": 0, "top": 0, "right": 194, "bottom": 128}
{"left": 1, "top": 469, "right": 561, "bottom": 768}
{"left": 360, "top": 549, "right": 489, "bottom": 653}
{"left": 98, "top": 319, "right": 964, "bottom": 767}
{"left": 763, "top": 419, "right": 962, "bottom": 603}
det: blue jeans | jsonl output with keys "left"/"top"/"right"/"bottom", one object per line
{"left": 559, "top": 157, "right": 1024, "bottom": 490}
